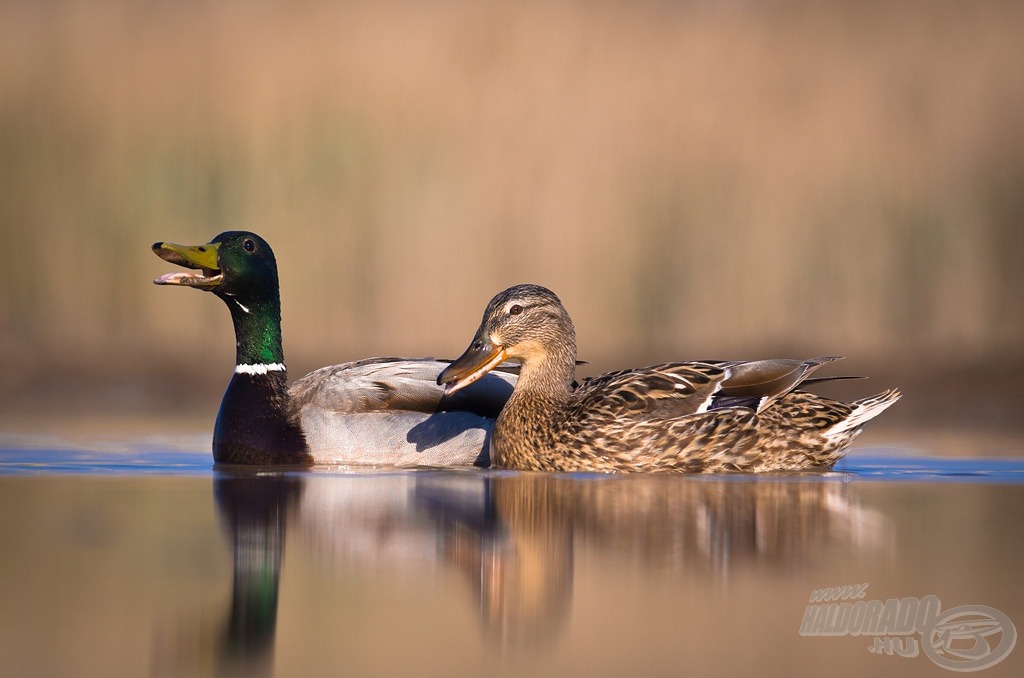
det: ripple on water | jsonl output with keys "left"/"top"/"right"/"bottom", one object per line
{"left": 0, "top": 445, "right": 1022, "bottom": 482}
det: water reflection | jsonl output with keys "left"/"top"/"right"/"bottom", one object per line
{"left": 417, "top": 474, "right": 577, "bottom": 649}
{"left": 199, "top": 470, "right": 889, "bottom": 669}
{"left": 214, "top": 472, "right": 303, "bottom": 675}
{"left": 417, "top": 474, "right": 890, "bottom": 647}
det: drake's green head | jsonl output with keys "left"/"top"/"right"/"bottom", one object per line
{"left": 154, "top": 231, "right": 286, "bottom": 366}
{"left": 152, "top": 231, "right": 279, "bottom": 305}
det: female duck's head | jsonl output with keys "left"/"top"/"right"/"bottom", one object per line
{"left": 439, "top": 284, "right": 576, "bottom": 395}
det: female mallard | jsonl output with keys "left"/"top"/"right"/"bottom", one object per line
{"left": 152, "top": 231, "right": 515, "bottom": 466}
{"left": 438, "top": 284, "right": 900, "bottom": 473}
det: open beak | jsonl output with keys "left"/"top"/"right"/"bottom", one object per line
{"left": 152, "top": 241, "right": 224, "bottom": 290}
{"left": 437, "top": 332, "right": 508, "bottom": 396}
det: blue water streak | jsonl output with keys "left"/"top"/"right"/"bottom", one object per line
{"left": 0, "top": 446, "right": 1022, "bottom": 483}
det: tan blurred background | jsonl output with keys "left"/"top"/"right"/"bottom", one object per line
{"left": 1, "top": 1, "right": 1022, "bottom": 446}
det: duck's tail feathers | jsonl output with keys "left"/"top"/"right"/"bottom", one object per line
{"left": 824, "top": 388, "right": 902, "bottom": 442}
{"left": 800, "top": 375, "right": 867, "bottom": 387}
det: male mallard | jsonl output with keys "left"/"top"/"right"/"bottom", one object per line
{"left": 438, "top": 284, "right": 900, "bottom": 473}
{"left": 152, "top": 231, "right": 515, "bottom": 466}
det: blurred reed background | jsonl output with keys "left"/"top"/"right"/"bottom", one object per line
{"left": 1, "top": 1, "right": 1022, "bottom": 441}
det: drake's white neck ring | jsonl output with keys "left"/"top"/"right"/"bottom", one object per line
{"left": 235, "top": 363, "right": 287, "bottom": 375}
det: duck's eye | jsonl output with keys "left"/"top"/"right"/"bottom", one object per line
{"left": 242, "top": 239, "right": 256, "bottom": 253}
{"left": 509, "top": 304, "right": 523, "bottom": 316}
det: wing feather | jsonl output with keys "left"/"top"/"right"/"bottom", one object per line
{"left": 288, "top": 358, "right": 515, "bottom": 419}
{"left": 572, "top": 362, "right": 729, "bottom": 421}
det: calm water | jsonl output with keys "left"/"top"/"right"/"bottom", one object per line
{"left": 1, "top": 444, "right": 1022, "bottom": 677}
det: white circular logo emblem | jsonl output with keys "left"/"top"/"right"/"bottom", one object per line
{"left": 922, "top": 605, "right": 1017, "bottom": 671}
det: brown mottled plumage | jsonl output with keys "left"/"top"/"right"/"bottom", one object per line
{"left": 438, "top": 284, "right": 901, "bottom": 473}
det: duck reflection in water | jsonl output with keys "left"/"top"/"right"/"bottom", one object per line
{"left": 210, "top": 471, "right": 303, "bottom": 676}
{"left": 416, "top": 474, "right": 577, "bottom": 649}
{"left": 153, "top": 471, "right": 305, "bottom": 677}
{"left": 415, "top": 472, "right": 892, "bottom": 647}
{"left": 171, "top": 469, "right": 890, "bottom": 670}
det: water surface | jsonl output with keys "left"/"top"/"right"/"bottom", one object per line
{"left": 0, "top": 446, "right": 1021, "bottom": 677}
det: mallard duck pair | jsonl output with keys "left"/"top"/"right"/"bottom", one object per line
{"left": 154, "top": 233, "right": 899, "bottom": 471}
